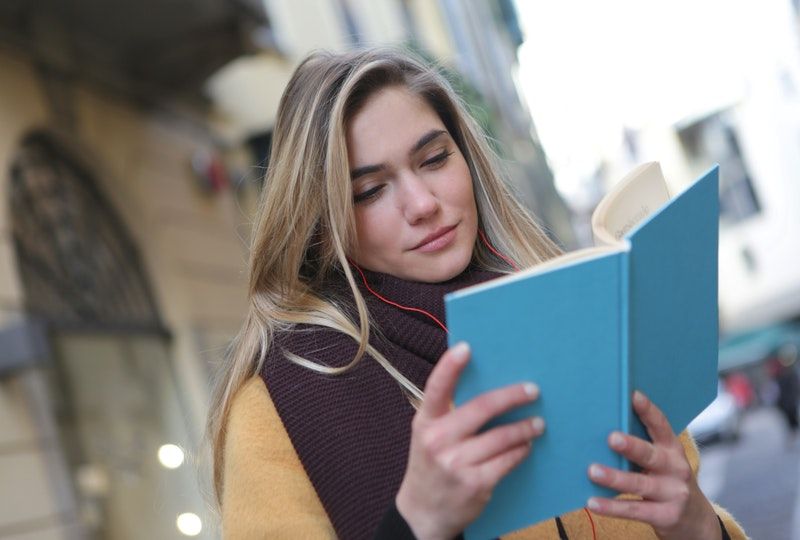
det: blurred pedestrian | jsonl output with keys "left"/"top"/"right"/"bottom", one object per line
{"left": 725, "top": 372, "right": 755, "bottom": 409}
{"left": 767, "top": 344, "right": 800, "bottom": 439}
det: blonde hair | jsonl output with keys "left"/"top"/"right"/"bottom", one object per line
{"left": 206, "top": 47, "right": 561, "bottom": 505}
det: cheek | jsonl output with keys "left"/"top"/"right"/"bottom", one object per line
{"left": 354, "top": 209, "right": 395, "bottom": 257}
{"left": 452, "top": 164, "right": 477, "bottom": 216}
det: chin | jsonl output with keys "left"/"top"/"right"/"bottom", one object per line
{"left": 412, "top": 251, "right": 473, "bottom": 283}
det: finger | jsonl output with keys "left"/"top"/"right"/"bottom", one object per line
{"left": 588, "top": 463, "right": 686, "bottom": 501}
{"left": 422, "top": 342, "right": 471, "bottom": 418}
{"left": 607, "top": 431, "right": 672, "bottom": 473}
{"left": 586, "top": 497, "right": 677, "bottom": 530}
{"left": 446, "top": 417, "right": 545, "bottom": 467}
{"left": 633, "top": 391, "right": 676, "bottom": 446}
{"left": 441, "top": 382, "right": 539, "bottom": 441}
{"left": 474, "top": 441, "right": 532, "bottom": 488}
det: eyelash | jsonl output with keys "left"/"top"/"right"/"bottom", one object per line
{"left": 421, "top": 150, "right": 454, "bottom": 168}
{"left": 353, "top": 150, "right": 454, "bottom": 204}
{"left": 353, "top": 185, "right": 383, "bottom": 204}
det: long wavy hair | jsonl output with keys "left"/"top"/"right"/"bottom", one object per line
{"left": 206, "top": 47, "right": 561, "bottom": 505}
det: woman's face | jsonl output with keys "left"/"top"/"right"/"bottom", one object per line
{"left": 346, "top": 86, "right": 478, "bottom": 283}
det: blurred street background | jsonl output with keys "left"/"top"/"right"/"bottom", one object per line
{"left": 1, "top": 0, "right": 800, "bottom": 538}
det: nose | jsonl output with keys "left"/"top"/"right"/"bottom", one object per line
{"left": 399, "top": 172, "right": 439, "bottom": 224}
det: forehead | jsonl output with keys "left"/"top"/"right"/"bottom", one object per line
{"left": 346, "top": 86, "right": 446, "bottom": 165}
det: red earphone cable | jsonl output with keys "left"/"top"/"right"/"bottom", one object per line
{"left": 583, "top": 508, "right": 597, "bottom": 539}
{"left": 351, "top": 262, "right": 449, "bottom": 332}
{"left": 478, "top": 229, "right": 519, "bottom": 271}
{"left": 350, "top": 231, "right": 517, "bottom": 332}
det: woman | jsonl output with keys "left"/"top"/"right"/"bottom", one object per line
{"left": 207, "top": 48, "right": 746, "bottom": 539}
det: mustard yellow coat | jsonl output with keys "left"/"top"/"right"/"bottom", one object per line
{"left": 221, "top": 378, "right": 748, "bottom": 539}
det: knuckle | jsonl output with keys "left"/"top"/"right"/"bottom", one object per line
{"left": 435, "top": 452, "right": 458, "bottom": 474}
{"left": 631, "top": 502, "right": 651, "bottom": 522}
{"left": 669, "top": 437, "right": 685, "bottom": 452}
{"left": 645, "top": 448, "right": 663, "bottom": 470}
{"left": 674, "top": 483, "right": 690, "bottom": 505}
{"left": 663, "top": 505, "right": 682, "bottom": 526}
{"left": 420, "top": 427, "right": 446, "bottom": 455}
{"left": 674, "top": 461, "right": 692, "bottom": 482}
{"left": 603, "top": 469, "right": 618, "bottom": 488}
{"left": 510, "top": 422, "right": 534, "bottom": 443}
{"left": 493, "top": 427, "right": 516, "bottom": 450}
{"left": 642, "top": 401, "right": 656, "bottom": 420}
{"left": 474, "top": 392, "right": 501, "bottom": 413}
{"left": 472, "top": 485, "right": 492, "bottom": 505}
{"left": 618, "top": 500, "right": 638, "bottom": 518}
{"left": 614, "top": 473, "right": 633, "bottom": 493}
{"left": 499, "top": 450, "right": 516, "bottom": 470}
{"left": 513, "top": 443, "right": 531, "bottom": 460}
{"left": 633, "top": 474, "right": 651, "bottom": 496}
{"left": 422, "top": 373, "right": 439, "bottom": 393}
{"left": 463, "top": 476, "right": 486, "bottom": 499}
{"left": 640, "top": 397, "right": 652, "bottom": 415}
{"left": 489, "top": 451, "right": 521, "bottom": 483}
{"left": 423, "top": 373, "right": 445, "bottom": 396}
{"left": 477, "top": 386, "right": 524, "bottom": 414}
{"left": 507, "top": 444, "right": 530, "bottom": 468}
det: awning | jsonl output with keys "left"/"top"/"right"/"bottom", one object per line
{"left": 718, "top": 321, "right": 800, "bottom": 372}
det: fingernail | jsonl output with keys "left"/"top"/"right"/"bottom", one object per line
{"left": 442, "top": 452, "right": 460, "bottom": 471}
{"left": 451, "top": 342, "right": 470, "bottom": 362}
{"left": 589, "top": 464, "right": 605, "bottom": 479}
{"left": 523, "top": 382, "right": 539, "bottom": 397}
{"left": 531, "top": 416, "right": 545, "bottom": 433}
{"left": 587, "top": 498, "right": 601, "bottom": 511}
{"left": 610, "top": 432, "right": 625, "bottom": 449}
{"left": 633, "top": 390, "right": 646, "bottom": 406}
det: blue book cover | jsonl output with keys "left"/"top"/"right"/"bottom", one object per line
{"left": 445, "top": 163, "right": 719, "bottom": 539}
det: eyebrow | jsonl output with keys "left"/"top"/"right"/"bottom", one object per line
{"left": 350, "top": 129, "right": 448, "bottom": 181}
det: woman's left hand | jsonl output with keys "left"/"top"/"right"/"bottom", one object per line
{"left": 586, "top": 390, "right": 722, "bottom": 540}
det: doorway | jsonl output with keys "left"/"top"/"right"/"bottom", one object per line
{"left": 50, "top": 333, "right": 211, "bottom": 539}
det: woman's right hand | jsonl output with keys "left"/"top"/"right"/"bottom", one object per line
{"left": 395, "top": 342, "right": 545, "bottom": 540}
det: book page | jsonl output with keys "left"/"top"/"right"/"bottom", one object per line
{"left": 591, "top": 162, "right": 671, "bottom": 246}
{"left": 450, "top": 245, "right": 622, "bottom": 298}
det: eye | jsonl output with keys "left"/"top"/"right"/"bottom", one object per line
{"left": 421, "top": 150, "right": 454, "bottom": 169}
{"left": 353, "top": 184, "right": 384, "bottom": 204}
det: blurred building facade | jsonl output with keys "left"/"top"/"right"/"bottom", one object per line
{"left": 514, "top": 0, "right": 800, "bottom": 340}
{"left": 0, "top": 1, "right": 570, "bottom": 538}
{"left": 0, "top": 1, "right": 266, "bottom": 537}
{"left": 615, "top": 1, "right": 800, "bottom": 336}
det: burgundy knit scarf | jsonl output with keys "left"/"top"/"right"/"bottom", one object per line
{"left": 260, "top": 266, "right": 499, "bottom": 539}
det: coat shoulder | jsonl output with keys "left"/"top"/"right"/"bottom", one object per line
{"left": 221, "top": 377, "right": 335, "bottom": 538}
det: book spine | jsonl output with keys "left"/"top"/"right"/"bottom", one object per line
{"left": 620, "top": 250, "right": 631, "bottom": 472}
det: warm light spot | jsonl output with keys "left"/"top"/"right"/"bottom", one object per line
{"left": 176, "top": 513, "right": 202, "bottom": 536}
{"left": 158, "top": 444, "right": 185, "bottom": 469}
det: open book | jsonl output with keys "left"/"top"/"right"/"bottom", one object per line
{"left": 445, "top": 162, "right": 720, "bottom": 539}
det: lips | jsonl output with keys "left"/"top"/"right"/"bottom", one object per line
{"left": 411, "top": 224, "right": 458, "bottom": 251}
